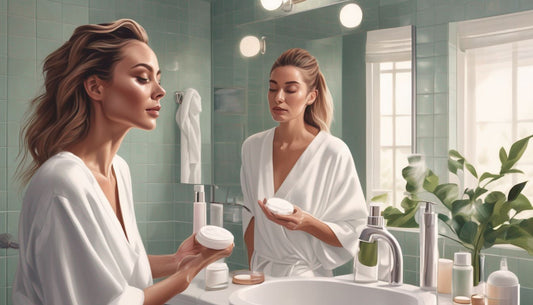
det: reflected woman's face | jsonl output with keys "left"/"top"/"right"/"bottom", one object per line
{"left": 268, "top": 65, "right": 316, "bottom": 124}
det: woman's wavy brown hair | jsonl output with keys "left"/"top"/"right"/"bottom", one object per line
{"left": 16, "top": 19, "right": 149, "bottom": 185}
{"left": 270, "top": 48, "right": 333, "bottom": 132}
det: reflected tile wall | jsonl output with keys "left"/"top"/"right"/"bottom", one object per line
{"left": 212, "top": 0, "right": 533, "bottom": 297}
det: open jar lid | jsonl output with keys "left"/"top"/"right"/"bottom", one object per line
{"left": 266, "top": 198, "right": 294, "bottom": 215}
{"left": 196, "top": 225, "right": 234, "bottom": 250}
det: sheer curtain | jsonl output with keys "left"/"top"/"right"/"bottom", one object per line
{"left": 456, "top": 11, "right": 533, "bottom": 209}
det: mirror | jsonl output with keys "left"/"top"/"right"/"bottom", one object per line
{"left": 211, "top": 0, "right": 417, "bottom": 201}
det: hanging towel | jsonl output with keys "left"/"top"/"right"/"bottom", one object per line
{"left": 176, "top": 88, "right": 202, "bottom": 184}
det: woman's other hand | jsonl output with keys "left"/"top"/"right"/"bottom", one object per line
{"left": 257, "top": 198, "right": 309, "bottom": 231}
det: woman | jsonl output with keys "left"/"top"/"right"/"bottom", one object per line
{"left": 240, "top": 48, "right": 368, "bottom": 277}
{"left": 13, "top": 19, "right": 232, "bottom": 305}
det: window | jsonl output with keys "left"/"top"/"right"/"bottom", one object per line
{"left": 455, "top": 12, "right": 533, "bottom": 216}
{"left": 366, "top": 26, "right": 413, "bottom": 208}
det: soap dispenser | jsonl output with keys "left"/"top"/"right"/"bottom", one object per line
{"left": 354, "top": 203, "right": 380, "bottom": 283}
{"left": 486, "top": 257, "right": 520, "bottom": 305}
{"left": 420, "top": 201, "right": 438, "bottom": 290}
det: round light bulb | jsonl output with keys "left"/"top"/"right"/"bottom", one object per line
{"left": 260, "top": 0, "right": 283, "bottom": 11}
{"left": 339, "top": 3, "right": 363, "bottom": 29}
{"left": 240, "top": 36, "right": 261, "bottom": 57}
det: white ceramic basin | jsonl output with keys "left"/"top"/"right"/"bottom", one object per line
{"left": 229, "top": 277, "right": 436, "bottom": 305}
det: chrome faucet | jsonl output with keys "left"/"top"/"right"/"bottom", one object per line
{"left": 358, "top": 204, "right": 403, "bottom": 285}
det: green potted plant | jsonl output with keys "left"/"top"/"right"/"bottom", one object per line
{"left": 383, "top": 135, "right": 533, "bottom": 286}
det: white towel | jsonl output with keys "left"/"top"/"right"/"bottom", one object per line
{"left": 176, "top": 88, "right": 202, "bottom": 184}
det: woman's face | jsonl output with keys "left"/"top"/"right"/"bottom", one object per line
{"left": 268, "top": 65, "right": 316, "bottom": 124}
{"left": 99, "top": 40, "right": 166, "bottom": 131}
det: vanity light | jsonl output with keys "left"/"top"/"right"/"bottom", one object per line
{"left": 260, "top": 0, "right": 306, "bottom": 12}
{"left": 239, "top": 36, "right": 266, "bottom": 57}
{"left": 260, "top": 0, "right": 284, "bottom": 11}
{"left": 339, "top": 3, "right": 363, "bottom": 28}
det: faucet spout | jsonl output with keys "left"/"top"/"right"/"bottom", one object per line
{"left": 359, "top": 227, "right": 403, "bottom": 285}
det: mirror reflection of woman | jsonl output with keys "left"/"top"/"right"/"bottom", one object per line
{"left": 13, "top": 19, "right": 232, "bottom": 305}
{"left": 240, "top": 48, "right": 368, "bottom": 277}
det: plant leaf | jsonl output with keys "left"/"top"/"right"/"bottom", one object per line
{"left": 465, "top": 162, "right": 478, "bottom": 178}
{"left": 509, "top": 194, "right": 533, "bottom": 214}
{"left": 475, "top": 202, "right": 494, "bottom": 224}
{"left": 458, "top": 221, "right": 478, "bottom": 244}
{"left": 382, "top": 204, "right": 419, "bottom": 228}
{"left": 483, "top": 225, "right": 496, "bottom": 248}
{"left": 400, "top": 196, "right": 419, "bottom": 212}
{"left": 492, "top": 219, "right": 533, "bottom": 255}
{"left": 422, "top": 170, "right": 439, "bottom": 193}
{"left": 499, "top": 147, "right": 508, "bottom": 164}
{"left": 465, "top": 188, "right": 475, "bottom": 200}
{"left": 448, "top": 158, "right": 463, "bottom": 175}
{"left": 449, "top": 149, "right": 464, "bottom": 159}
{"left": 402, "top": 164, "right": 427, "bottom": 193}
{"left": 474, "top": 187, "right": 488, "bottom": 199}
{"left": 502, "top": 135, "right": 533, "bottom": 172}
{"left": 508, "top": 181, "right": 527, "bottom": 202}
{"left": 370, "top": 192, "right": 389, "bottom": 203}
{"left": 480, "top": 172, "right": 501, "bottom": 183}
{"left": 452, "top": 214, "right": 467, "bottom": 235}
{"left": 438, "top": 213, "right": 450, "bottom": 223}
{"left": 505, "top": 169, "right": 525, "bottom": 174}
{"left": 452, "top": 199, "right": 471, "bottom": 215}
{"left": 489, "top": 191, "right": 510, "bottom": 227}
{"left": 433, "top": 183, "right": 459, "bottom": 210}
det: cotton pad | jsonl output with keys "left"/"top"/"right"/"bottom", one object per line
{"left": 265, "top": 198, "right": 294, "bottom": 215}
{"left": 196, "top": 225, "right": 234, "bottom": 250}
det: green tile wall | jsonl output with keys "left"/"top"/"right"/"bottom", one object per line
{"left": 211, "top": 0, "right": 533, "bottom": 299}
{"left": 1, "top": 0, "right": 211, "bottom": 303}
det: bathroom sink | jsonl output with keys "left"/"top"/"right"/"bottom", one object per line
{"left": 229, "top": 277, "right": 436, "bottom": 305}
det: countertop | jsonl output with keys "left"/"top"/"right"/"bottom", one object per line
{"left": 166, "top": 272, "right": 452, "bottom": 305}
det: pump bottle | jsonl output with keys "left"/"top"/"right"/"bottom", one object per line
{"left": 420, "top": 201, "right": 438, "bottom": 290}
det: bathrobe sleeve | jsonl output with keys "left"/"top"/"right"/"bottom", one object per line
{"left": 310, "top": 143, "right": 368, "bottom": 269}
{"left": 26, "top": 194, "right": 144, "bottom": 305}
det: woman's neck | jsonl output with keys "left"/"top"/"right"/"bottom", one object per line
{"left": 275, "top": 119, "right": 318, "bottom": 145}
{"left": 67, "top": 115, "right": 129, "bottom": 178}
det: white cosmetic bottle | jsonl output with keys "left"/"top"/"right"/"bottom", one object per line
{"left": 452, "top": 252, "right": 473, "bottom": 299}
{"left": 193, "top": 185, "right": 206, "bottom": 234}
{"left": 486, "top": 257, "right": 520, "bottom": 305}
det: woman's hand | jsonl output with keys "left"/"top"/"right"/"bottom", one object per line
{"left": 257, "top": 198, "right": 342, "bottom": 247}
{"left": 257, "top": 198, "right": 309, "bottom": 231}
{"left": 174, "top": 234, "right": 233, "bottom": 275}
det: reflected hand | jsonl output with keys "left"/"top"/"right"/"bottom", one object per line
{"left": 257, "top": 198, "right": 308, "bottom": 231}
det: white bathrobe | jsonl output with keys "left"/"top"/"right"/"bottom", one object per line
{"left": 240, "top": 128, "right": 368, "bottom": 277}
{"left": 176, "top": 88, "right": 202, "bottom": 184}
{"left": 13, "top": 152, "right": 152, "bottom": 305}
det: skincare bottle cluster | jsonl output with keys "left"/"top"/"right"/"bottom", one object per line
{"left": 193, "top": 185, "right": 234, "bottom": 290}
